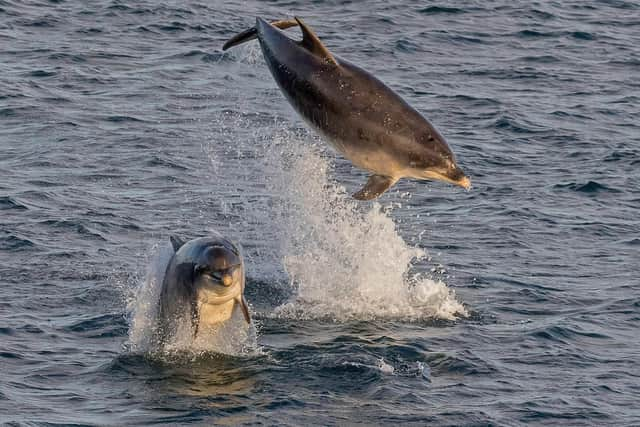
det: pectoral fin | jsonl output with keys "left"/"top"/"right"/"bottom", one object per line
{"left": 353, "top": 175, "right": 397, "bottom": 200}
{"left": 236, "top": 296, "right": 251, "bottom": 324}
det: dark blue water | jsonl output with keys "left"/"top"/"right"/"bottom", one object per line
{"left": 2, "top": 1, "right": 639, "bottom": 425}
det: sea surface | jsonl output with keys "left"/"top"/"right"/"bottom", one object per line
{"left": 1, "top": 0, "right": 639, "bottom": 425}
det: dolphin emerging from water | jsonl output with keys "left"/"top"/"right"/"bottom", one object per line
{"left": 223, "top": 17, "right": 470, "bottom": 200}
{"left": 157, "top": 234, "right": 250, "bottom": 342}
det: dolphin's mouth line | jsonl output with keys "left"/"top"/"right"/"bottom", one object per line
{"left": 420, "top": 171, "right": 471, "bottom": 190}
{"left": 198, "top": 284, "right": 242, "bottom": 305}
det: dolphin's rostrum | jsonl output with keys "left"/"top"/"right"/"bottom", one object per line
{"left": 223, "top": 17, "right": 471, "bottom": 199}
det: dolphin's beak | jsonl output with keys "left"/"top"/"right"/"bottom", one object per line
{"left": 457, "top": 176, "right": 471, "bottom": 190}
{"left": 447, "top": 165, "right": 471, "bottom": 190}
{"left": 422, "top": 169, "right": 471, "bottom": 190}
{"left": 221, "top": 273, "right": 233, "bottom": 287}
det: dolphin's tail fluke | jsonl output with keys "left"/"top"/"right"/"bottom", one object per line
{"left": 222, "top": 18, "right": 298, "bottom": 50}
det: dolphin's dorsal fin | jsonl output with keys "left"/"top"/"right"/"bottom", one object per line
{"left": 170, "top": 235, "right": 187, "bottom": 252}
{"left": 295, "top": 17, "right": 338, "bottom": 66}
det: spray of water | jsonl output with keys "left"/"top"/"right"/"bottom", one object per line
{"left": 125, "top": 114, "right": 467, "bottom": 355}
{"left": 125, "top": 242, "right": 173, "bottom": 354}
{"left": 251, "top": 130, "right": 467, "bottom": 321}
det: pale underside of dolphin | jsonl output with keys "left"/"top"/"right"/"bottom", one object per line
{"left": 223, "top": 17, "right": 471, "bottom": 200}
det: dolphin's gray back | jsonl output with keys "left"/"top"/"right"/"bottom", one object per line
{"left": 255, "top": 20, "right": 453, "bottom": 170}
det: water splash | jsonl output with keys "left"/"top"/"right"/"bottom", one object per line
{"left": 161, "top": 309, "right": 257, "bottom": 357}
{"left": 126, "top": 120, "right": 467, "bottom": 353}
{"left": 125, "top": 242, "right": 173, "bottom": 353}
{"left": 221, "top": 126, "right": 468, "bottom": 322}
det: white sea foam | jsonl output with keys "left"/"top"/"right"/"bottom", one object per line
{"left": 125, "top": 242, "right": 173, "bottom": 353}
{"left": 376, "top": 358, "right": 396, "bottom": 375}
{"left": 234, "top": 127, "right": 468, "bottom": 322}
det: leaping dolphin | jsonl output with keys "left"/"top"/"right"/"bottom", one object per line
{"left": 223, "top": 17, "right": 470, "bottom": 200}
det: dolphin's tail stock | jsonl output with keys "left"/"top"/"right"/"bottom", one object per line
{"left": 222, "top": 18, "right": 298, "bottom": 50}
